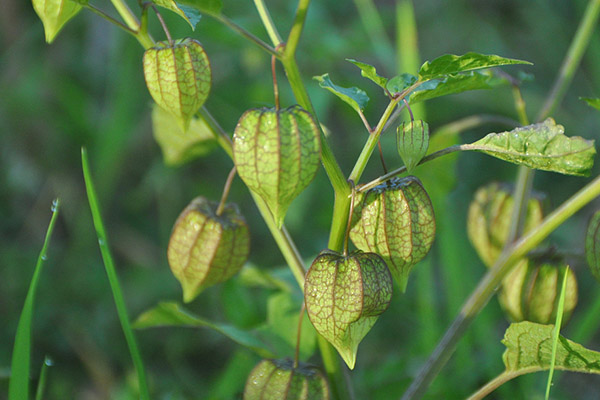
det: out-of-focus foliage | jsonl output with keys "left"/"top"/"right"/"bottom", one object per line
{"left": 2, "top": 0, "right": 600, "bottom": 399}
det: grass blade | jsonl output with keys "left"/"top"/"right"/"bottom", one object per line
{"left": 545, "top": 266, "right": 570, "bottom": 399}
{"left": 34, "top": 356, "right": 53, "bottom": 400}
{"left": 8, "top": 199, "right": 60, "bottom": 400}
{"left": 81, "top": 147, "right": 150, "bottom": 400}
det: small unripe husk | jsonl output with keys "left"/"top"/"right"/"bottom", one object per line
{"left": 143, "top": 38, "right": 211, "bottom": 131}
{"left": 244, "top": 359, "right": 329, "bottom": 400}
{"left": 397, "top": 119, "right": 429, "bottom": 173}
{"left": 304, "top": 250, "right": 392, "bottom": 369}
{"left": 349, "top": 176, "right": 435, "bottom": 291}
{"left": 233, "top": 105, "right": 321, "bottom": 228}
{"left": 167, "top": 196, "right": 249, "bottom": 302}
{"left": 32, "top": 0, "right": 81, "bottom": 43}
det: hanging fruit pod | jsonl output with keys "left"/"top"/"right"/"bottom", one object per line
{"left": 32, "top": 0, "right": 81, "bottom": 43}
{"left": 467, "top": 182, "right": 545, "bottom": 268}
{"left": 349, "top": 176, "right": 435, "bottom": 292}
{"left": 304, "top": 250, "right": 392, "bottom": 369}
{"left": 244, "top": 358, "right": 329, "bottom": 400}
{"left": 143, "top": 38, "right": 211, "bottom": 131}
{"left": 498, "top": 259, "right": 578, "bottom": 324}
{"left": 233, "top": 105, "right": 321, "bottom": 228}
{"left": 397, "top": 119, "right": 430, "bottom": 173}
{"left": 167, "top": 196, "right": 250, "bottom": 303}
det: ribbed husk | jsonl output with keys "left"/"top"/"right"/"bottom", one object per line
{"left": 32, "top": 0, "right": 81, "bottom": 43}
{"left": 244, "top": 359, "right": 329, "bottom": 400}
{"left": 233, "top": 105, "right": 321, "bottom": 228}
{"left": 498, "top": 260, "right": 578, "bottom": 324}
{"left": 349, "top": 176, "right": 435, "bottom": 291}
{"left": 143, "top": 38, "right": 211, "bottom": 131}
{"left": 167, "top": 196, "right": 249, "bottom": 303}
{"left": 304, "top": 250, "right": 392, "bottom": 369}
{"left": 397, "top": 120, "right": 429, "bottom": 173}
{"left": 467, "top": 182, "right": 545, "bottom": 268}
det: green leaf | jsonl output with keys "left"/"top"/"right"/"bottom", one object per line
{"left": 32, "top": 0, "right": 81, "bottom": 43}
{"left": 151, "top": 0, "right": 200, "bottom": 29}
{"left": 386, "top": 73, "right": 418, "bottom": 94}
{"left": 410, "top": 70, "right": 507, "bottom": 104}
{"left": 152, "top": 104, "right": 216, "bottom": 166}
{"left": 9, "top": 200, "right": 60, "bottom": 400}
{"left": 503, "top": 321, "right": 600, "bottom": 374}
{"left": 346, "top": 59, "right": 388, "bottom": 89}
{"left": 471, "top": 118, "right": 596, "bottom": 176}
{"left": 176, "top": 0, "right": 222, "bottom": 16}
{"left": 581, "top": 97, "right": 600, "bottom": 110}
{"left": 133, "top": 302, "right": 276, "bottom": 358}
{"left": 313, "top": 73, "right": 369, "bottom": 113}
{"left": 419, "top": 52, "right": 532, "bottom": 80}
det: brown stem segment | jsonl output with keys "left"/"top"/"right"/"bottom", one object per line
{"left": 151, "top": 5, "right": 173, "bottom": 45}
{"left": 216, "top": 166, "right": 237, "bottom": 216}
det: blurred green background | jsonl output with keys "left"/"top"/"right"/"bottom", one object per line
{"left": 2, "top": 0, "right": 600, "bottom": 398}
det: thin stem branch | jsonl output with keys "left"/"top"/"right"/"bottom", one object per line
{"left": 537, "top": 0, "right": 600, "bottom": 120}
{"left": 216, "top": 167, "right": 237, "bottom": 216}
{"left": 84, "top": 4, "right": 137, "bottom": 34}
{"left": 400, "top": 174, "right": 600, "bottom": 400}
{"left": 213, "top": 14, "right": 279, "bottom": 57}
{"left": 253, "top": 0, "right": 283, "bottom": 47}
{"left": 151, "top": 5, "right": 173, "bottom": 45}
{"left": 272, "top": 55, "right": 280, "bottom": 110}
{"left": 343, "top": 181, "right": 356, "bottom": 257}
{"left": 108, "top": 0, "right": 154, "bottom": 48}
{"left": 285, "top": 0, "right": 310, "bottom": 58}
{"left": 467, "top": 371, "right": 528, "bottom": 400}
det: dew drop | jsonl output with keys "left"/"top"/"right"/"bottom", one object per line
{"left": 44, "top": 357, "right": 54, "bottom": 366}
{"left": 41, "top": 255, "right": 48, "bottom": 261}
{"left": 98, "top": 238, "right": 106, "bottom": 246}
{"left": 50, "top": 199, "right": 58, "bottom": 212}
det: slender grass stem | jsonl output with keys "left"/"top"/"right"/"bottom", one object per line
{"left": 81, "top": 148, "right": 150, "bottom": 400}
{"left": 8, "top": 200, "right": 60, "bottom": 400}
{"left": 34, "top": 357, "right": 52, "bottom": 400}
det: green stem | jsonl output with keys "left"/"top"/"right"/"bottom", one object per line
{"left": 253, "top": 0, "right": 283, "bottom": 47}
{"left": 348, "top": 98, "right": 400, "bottom": 182}
{"left": 467, "top": 371, "right": 526, "bottom": 400}
{"left": 34, "top": 357, "right": 52, "bottom": 400}
{"left": 81, "top": 148, "right": 150, "bottom": 400}
{"left": 213, "top": 14, "right": 279, "bottom": 57}
{"left": 400, "top": 174, "right": 600, "bottom": 400}
{"left": 84, "top": 4, "right": 137, "bottom": 34}
{"left": 537, "top": 0, "right": 600, "bottom": 121}
{"left": 285, "top": 0, "right": 310, "bottom": 58}
{"left": 107, "top": 0, "right": 154, "bottom": 48}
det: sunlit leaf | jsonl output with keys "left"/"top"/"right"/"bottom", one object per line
{"left": 346, "top": 59, "right": 388, "bottom": 89}
{"left": 152, "top": 104, "right": 216, "bottom": 166}
{"left": 313, "top": 73, "right": 369, "bottom": 113}
{"left": 151, "top": 0, "right": 201, "bottom": 29}
{"left": 502, "top": 321, "right": 600, "bottom": 374}
{"left": 410, "top": 70, "right": 508, "bottom": 104}
{"left": 419, "top": 52, "right": 531, "bottom": 80}
{"left": 386, "top": 73, "right": 417, "bottom": 94}
{"left": 470, "top": 118, "right": 595, "bottom": 176}
{"left": 133, "top": 302, "right": 275, "bottom": 358}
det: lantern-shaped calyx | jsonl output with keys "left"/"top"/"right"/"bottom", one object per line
{"left": 349, "top": 176, "right": 435, "bottom": 291}
{"left": 467, "top": 182, "right": 545, "bottom": 268}
{"left": 244, "top": 359, "right": 329, "bottom": 400}
{"left": 143, "top": 38, "right": 211, "bottom": 131}
{"left": 304, "top": 250, "right": 392, "bottom": 369}
{"left": 167, "top": 196, "right": 250, "bottom": 303}
{"left": 397, "top": 119, "right": 429, "bottom": 173}
{"left": 499, "top": 259, "right": 577, "bottom": 324}
{"left": 32, "top": 0, "right": 81, "bottom": 43}
{"left": 233, "top": 105, "right": 321, "bottom": 228}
